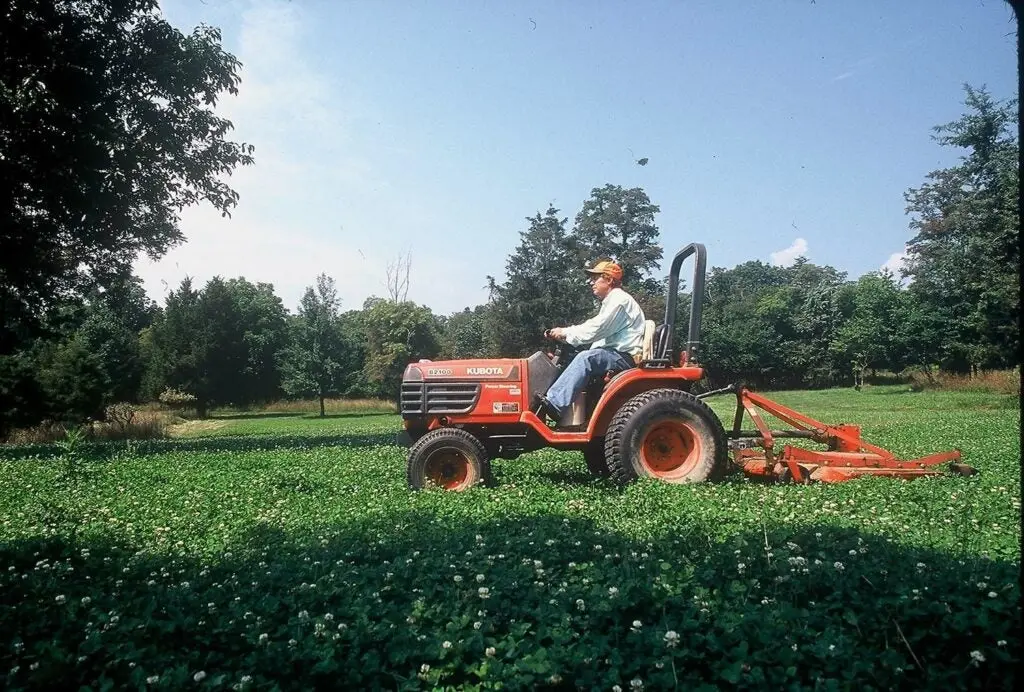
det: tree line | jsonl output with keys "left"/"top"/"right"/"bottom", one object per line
{"left": 1, "top": 2, "right": 1017, "bottom": 435}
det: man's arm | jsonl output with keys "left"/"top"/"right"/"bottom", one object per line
{"left": 560, "top": 297, "right": 626, "bottom": 346}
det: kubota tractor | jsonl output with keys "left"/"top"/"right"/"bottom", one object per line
{"left": 398, "top": 243, "right": 973, "bottom": 490}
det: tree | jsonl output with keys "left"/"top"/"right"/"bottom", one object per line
{"left": 385, "top": 252, "right": 412, "bottom": 302}
{"left": 439, "top": 306, "right": 492, "bottom": 360}
{"left": 362, "top": 300, "right": 440, "bottom": 400}
{"left": 225, "top": 278, "right": 289, "bottom": 405}
{"left": 0, "top": 0, "right": 253, "bottom": 347}
{"left": 903, "top": 85, "right": 1019, "bottom": 373}
{"left": 831, "top": 272, "right": 904, "bottom": 389}
{"left": 572, "top": 184, "right": 664, "bottom": 304}
{"left": 486, "top": 206, "right": 592, "bottom": 356}
{"left": 280, "top": 275, "right": 346, "bottom": 417}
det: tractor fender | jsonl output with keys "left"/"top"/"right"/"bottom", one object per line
{"left": 586, "top": 366, "right": 703, "bottom": 439}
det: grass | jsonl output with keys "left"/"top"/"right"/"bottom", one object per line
{"left": 0, "top": 386, "right": 1019, "bottom": 690}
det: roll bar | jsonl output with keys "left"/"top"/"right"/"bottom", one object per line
{"left": 655, "top": 242, "right": 706, "bottom": 366}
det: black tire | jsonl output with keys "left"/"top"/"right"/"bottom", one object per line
{"left": 605, "top": 388, "right": 727, "bottom": 486}
{"left": 583, "top": 438, "right": 610, "bottom": 478}
{"left": 407, "top": 428, "right": 493, "bottom": 491}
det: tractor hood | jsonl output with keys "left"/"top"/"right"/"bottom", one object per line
{"left": 402, "top": 359, "right": 522, "bottom": 382}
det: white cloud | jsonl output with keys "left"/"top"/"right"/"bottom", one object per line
{"left": 880, "top": 249, "right": 912, "bottom": 285}
{"left": 769, "top": 238, "right": 808, "bottom": 267}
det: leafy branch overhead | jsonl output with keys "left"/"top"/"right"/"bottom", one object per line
{"left": 0, "top": 0, "right": 253, "bottom": 343}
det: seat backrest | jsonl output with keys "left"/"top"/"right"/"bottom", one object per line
{"left": 640, "top": 320, "right": 657, "bottom": 362}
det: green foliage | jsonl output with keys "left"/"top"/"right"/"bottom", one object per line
{"left": 903, "top": 85, "right": 1019, "bottom": 372}
{"left": 439, "top": 306, "right": 493, "bottom": 360}
{"left": 279, "top": 275, "right": 348, "bottom": 417}
{"left": 0, "top": 388, "right": 1018, "bottom": 689}
{"left": 147, "top": 277, "right": 288, "bottom": 415}
{"left": 0, "top": 0, "right": 253, "bottom": 340}
{"left": 702, "top": 260, "right": 851, "bottom": 388}
{"left": 362, "top": 300, "right": 440, "bottom": 400}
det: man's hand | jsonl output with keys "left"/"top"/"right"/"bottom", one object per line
{"left": 546, "top": 327, "right": 567, "bottom": 341}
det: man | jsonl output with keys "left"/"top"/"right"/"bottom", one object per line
{"left": 539, "top": 259, "right": 646, "bottom": 423}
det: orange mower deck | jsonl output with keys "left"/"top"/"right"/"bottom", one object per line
{"left": 707, "top": 384, "right": 976, "bottom": 483}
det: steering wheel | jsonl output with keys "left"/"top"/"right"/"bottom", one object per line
{"left": 543, "top": 329, "right": 580, "bottom": 369}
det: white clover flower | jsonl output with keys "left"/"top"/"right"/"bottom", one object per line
{"left": 608, "top": 587, "right": 619, "bottom": 597}
{"left": 988, "top": 592, "right": 998, "bottom": 598}
{"left": 485, "top": 646, "right": 496, "bottom": 657}
{"left": 453, "top": 575, "right": 463, "bottom": 583}
{"left": 916, "top": 562, "right": 926, "bottom": 569}
{"left": 30, "top": 662, "right": 39, "bottom": 671}
{"left": 833, "top": 562, "right": 845, "bottom": 571}
{"left": 575, "top": 599, "right": 586, "bottom": 611}
{"left": 473, "top": 621, "right": 482, "bottom": 630}
{"left": 288, "top": 639, "right": 297, "bottom": 647}
{"left": 612, "top": 686, "right": 622, "bottom": 692}
{"left": 193, "top": 671, "right": 207, "bottom": 682}
{"left": 848, "top": 549, "right": 857, "bottom": 556}
{"left": 791, "top": 644, "right": 798, "bottom": 651}
{"left": 240, "top": 675, "right": 252, "bottom": 684}
{"left": 476, "top": 574, "right": 485, "bottom": 582}
{"left": 737, "top": 563, "right": 746, "bottom": 572}
{"left": 664, "top": 630, "right": 679, "bottom": 648}
{"left": 998, "top": 640, "right": 1007, "bottom": 647}
{"left": 55, "top": 594, "right": 66, "bottom": 604}
{"left": 442, "top": 640, "right": 452, "bottom": 649}
{"left": 420, "top": 663, "right": 430, "bottom": 674}
{"left": 630, "top": 678, "right": 644, "bottom": 690}
{"left": 970, "top": 650, "right": 985, "bottom": 664}
{"left": 478, "top": 587, "right": 490, "bottom": 599}
{"left": 258, "top": 633, "right": 269, "bottom": 643}
{"left": 146, "top": 675, "right": 159, "bottom": 684}
{"left": 829, "top": 644, "right": 835, "bottom": 652}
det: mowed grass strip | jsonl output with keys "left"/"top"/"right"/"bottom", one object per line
{"left": 0, "top": 388, "right": 1019, "bottom": 690}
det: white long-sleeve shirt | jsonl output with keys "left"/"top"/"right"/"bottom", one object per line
{"left": 563, "top": 287, "right": 646, "bottom": 357}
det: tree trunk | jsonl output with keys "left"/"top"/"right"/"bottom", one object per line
{"left": 319, "top": 394, "right": 325, "bottom": 418}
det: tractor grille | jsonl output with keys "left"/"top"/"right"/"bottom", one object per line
{"left": 401, "top": 382, "right": 481, "bottom": 415}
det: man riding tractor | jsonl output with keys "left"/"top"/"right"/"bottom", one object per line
{"left": 399, "top": 244, "right": 729, "bottom": 489}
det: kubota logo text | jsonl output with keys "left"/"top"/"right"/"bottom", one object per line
{"left": 467, "top": 367, "right": 504, "bottom": 376}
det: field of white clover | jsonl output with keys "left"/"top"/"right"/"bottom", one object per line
{"left": 0, "top": 386, "right": 1019, "bottom": 690}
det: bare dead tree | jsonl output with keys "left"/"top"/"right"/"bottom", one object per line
{"left": 385, "top": 251, "right": 412, "bottom": 302}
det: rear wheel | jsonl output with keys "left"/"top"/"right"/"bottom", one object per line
{"left": 605, "top": 389, "right": 727, "bottom": 486}
{"left": 583, "top": 438, "right": 610, "bottom": 478}
{"left": 407, "top": 428, "right": 492, "bottom": 491}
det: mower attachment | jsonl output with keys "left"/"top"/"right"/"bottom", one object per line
{"left": 703, "top": 385, "right": 976, "bottom": 483}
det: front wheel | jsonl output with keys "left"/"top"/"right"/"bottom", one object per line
{"left": 605, "top": 389, "right": 727, "bottom": 486}
{"left": 407, "top": 428, "right": 493, "bottom": 491}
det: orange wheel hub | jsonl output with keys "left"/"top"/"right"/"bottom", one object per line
{"left": 424, "top": 449, "right": 471, "bottom": 490}
{"left": 639, "top": 420, "right": 702, "bottom": 480}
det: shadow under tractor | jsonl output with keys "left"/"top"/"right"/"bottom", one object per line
{"left": 398, "top": 243, "right": 974, "bottom": 490}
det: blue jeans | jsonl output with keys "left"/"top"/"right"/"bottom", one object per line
{"left": 545, "top": 347, "right": 633, "bottom": 414}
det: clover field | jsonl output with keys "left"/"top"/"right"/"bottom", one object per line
{"left": 0, "top": 386, "right": 1020, "bottom": 690}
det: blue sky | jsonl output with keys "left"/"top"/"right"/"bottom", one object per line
{"left": 136, "top": 0, "right": 1018, "bottom": 315}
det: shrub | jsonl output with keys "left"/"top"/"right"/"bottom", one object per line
{"left": 906, "top": 368, "right": 1019, "bottom": 395}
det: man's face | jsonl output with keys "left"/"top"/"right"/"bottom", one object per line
{"left": 590, "top": 274, "right": 612, "bottom": 300}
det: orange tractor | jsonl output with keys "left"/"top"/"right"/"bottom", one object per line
{"left": 398, "top": 243, "right": 973, "bottom": 490}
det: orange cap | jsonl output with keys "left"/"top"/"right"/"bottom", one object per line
{"left": 585, "top": 260, "right": 623, "bottom": 281}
